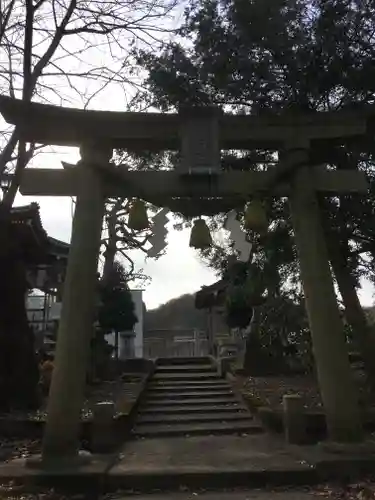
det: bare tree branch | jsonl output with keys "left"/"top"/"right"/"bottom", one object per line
{"left": 0, "top": 0, "right": 15, "bottom": 47}
{"left": 0, "top": 0, "right": 178, "bottom": 281}
{"left": 0, "top": 0, "right": 180, "bottom": 187}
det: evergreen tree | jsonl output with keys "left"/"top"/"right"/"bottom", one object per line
{"left": 135, "top": 0, "right": 375, "bottom": 378}
{"left": 98, "top": 261, "right": 138, "bottom": 360}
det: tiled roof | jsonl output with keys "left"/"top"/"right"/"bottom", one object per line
{"left": 195, "top": 279, "right": 227, "bottom": 309}
{"left": 10, "top": 203, "right": 69, "bottom": 263}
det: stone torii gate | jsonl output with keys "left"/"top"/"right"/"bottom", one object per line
{"left": 0, "top": 96, "right": 372, "bottom": 460}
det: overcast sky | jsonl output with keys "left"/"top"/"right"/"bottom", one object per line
{"left": 16, "top": 181, "right": 374, "bottom": 311}
{"left": 14, "top": 144, "right": 219, "bottom": 310}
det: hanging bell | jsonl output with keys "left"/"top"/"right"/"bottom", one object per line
{"left": 128, "top": 199, "right": 149, "bottom": 231}
{"left": 244, "top": 199, "right": 268, "bottom": 234}
{"left": 189, "top": 218, "right": 212, "bottom": 249}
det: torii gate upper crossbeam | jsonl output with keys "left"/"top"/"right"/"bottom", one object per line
{"left": 0, "top": 95, "right": 372, "bottom": 150}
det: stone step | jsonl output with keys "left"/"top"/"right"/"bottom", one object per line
{"left": 132, "top": 420, "right": 263, "bottom": 438}
{"left": 156, "top": 357, "right": 212, "bottom": 366}
{"left": 142, "top": 397, "right": 241, "bottom": 407}
{"left": 108, "top": 447, "right": 318, "bottom": 492}
{"left": 148, "top": 383, "right": 230, "bottom": 392}
{"left": 156, "top": 364, "right": 215, "bottom": 373}
{"left": 147, "top": 390, "right": 235, "bottom": 400}
{"left": 139, "top": 404, "right": 248, "bottom": 414}
{"left": 153, "top": 373, "right": 220, "bottom": 381}
{"left": 101, "top": 492, "right": 321, "bottom": 500}
{"left": 148, "top": 378, "right": 231, "bottom": 390}
{"left": 136, "top": 412, "right": 253, "bottom": 424}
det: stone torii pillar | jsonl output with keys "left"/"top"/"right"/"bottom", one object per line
{"left": 41, "top": 144, "right": 112, "bottom": 460}
{"left": 286, "top": 138, "right": 363, "bottom": 442}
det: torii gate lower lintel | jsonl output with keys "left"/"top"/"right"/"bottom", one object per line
{"left": 0, "top": 97, "right": 370, "bottom": 460}
{"left": 17, "top": 163, "right": 368, "bottom": 199}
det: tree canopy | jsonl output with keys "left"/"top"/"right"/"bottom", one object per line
{"left": 135, "top": 0, "right": 375, "bottom": 295}
{"left": 134, "top": 0, "right": 375, "bottom": 374}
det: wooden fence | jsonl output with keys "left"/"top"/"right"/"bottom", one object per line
{"left": 143, "top": 329, "right": 209, "bottom": 358}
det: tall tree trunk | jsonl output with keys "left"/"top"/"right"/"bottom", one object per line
{"left": 102, "top": 243, "right": 116, "bottom": 283}
{"left": 102, "top": 202, "right": 119, "bottom": 282}
{"left": 243, "top": 306, "right": 260, "bottom": 373}
{"left": 114, "top": 330, "right": 119, "bottom": 362}
{"left": 0, "top": 0, "right": 35, "bottom": 206}
{"left": 327, "top": 231, "right": 375, "bottom": 389}
{"left": 207, "top": 307, "right": 215, "bottom": 355}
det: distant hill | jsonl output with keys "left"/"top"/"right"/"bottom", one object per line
{"left": 145, "top": 293, "right": 207, "bottom": 331}
{"left": 144, "top": 295, "right": 375, "bottom": 333}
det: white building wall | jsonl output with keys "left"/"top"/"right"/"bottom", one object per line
{"left": 29, "top": 289, "right": 144, "bottom": 359}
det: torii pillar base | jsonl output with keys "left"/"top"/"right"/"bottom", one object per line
{"left": 42, "top": 149, "right": 109, "bottom": 459}
{"left": 26, "top": 450, "right": 92, "bottom": 469}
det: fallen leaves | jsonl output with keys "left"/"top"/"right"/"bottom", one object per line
{"left": 314, "top": 480, "right": 375, "bottom": 499}
{"left": 0, "top": 438, "right": 41, "bottom": 462}
{"left": 238, "top": 371, "right": 374, "bottom": 412}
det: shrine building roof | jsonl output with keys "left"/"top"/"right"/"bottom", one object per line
{"left": 10, "top": 203, "right": 69, "bottom": 264}
{"left": 195, "top": 279, "right": 227, "bottom": 310}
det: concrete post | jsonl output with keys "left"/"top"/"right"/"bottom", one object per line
{"left": 283, "top": 394, "right": 306, "bottom": 444}
{"left": 288, "top": 140, "right": 362, "bottom": 443}
{"left": 42, "top": 145, "right": 111, "bottom": 459}
{"left": 91, "top": 401, "right": 116, "bottom": 453}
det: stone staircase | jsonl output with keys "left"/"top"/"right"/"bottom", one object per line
{"left": 132, "top": 357, "right": 263, "bottom": 438}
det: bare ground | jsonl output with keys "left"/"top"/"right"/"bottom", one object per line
{"left": 1, "top": 482, "right": 375, "bottom": 499}
{"left": 236, "top": 370, "right": 374, "bottom": 411}
{"left": 1, "top": 373, "right": 375, "bottom": 498}
{"left": 0, "top": 375, "right": 146, "bottom": 463}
